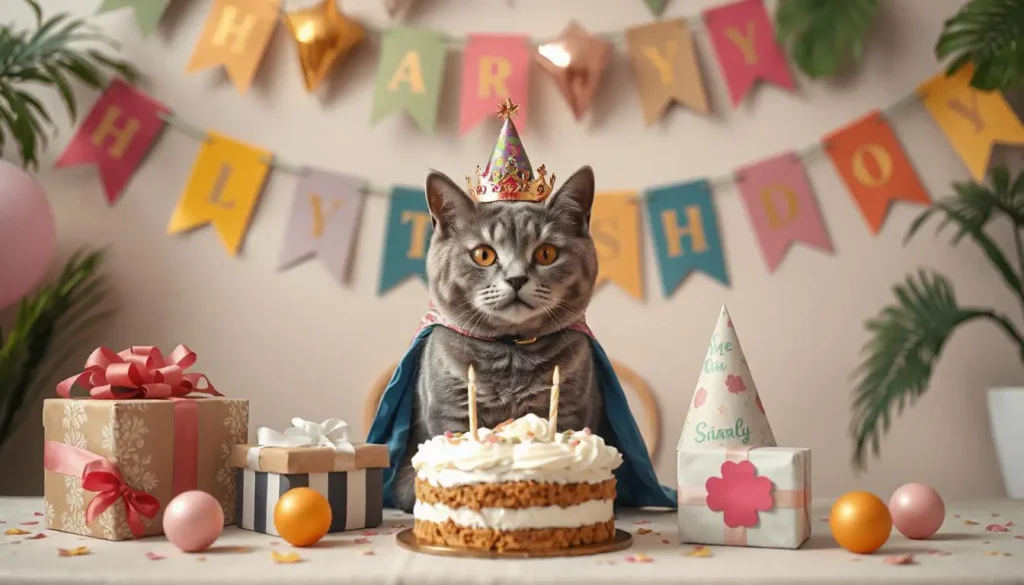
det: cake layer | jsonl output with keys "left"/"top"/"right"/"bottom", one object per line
{"left": 413, "top": 499, "right": 613, "bottom": 530}
{"left": 413, "top": 518, "right": 616, "bottom": 552}
{"left": 415, "top": 477, "right": 616, "bottom": 509}
{"left": 417, "top": 467, "right": 614, "bottom": 487}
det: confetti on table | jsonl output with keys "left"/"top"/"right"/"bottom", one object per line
{"left": 33, "top": 512, "right": 43, "bottom": 517}
{"left": 26, "top": 533, "right": 47, "bottom": 540}
{"left": 661, "top": 539, "right": 670, "bottom": 544}
{"left": 883, "top": 554, "right": 916, "bottom": 565}
{"left": 637, "top": 528, "right": 653, "bottom": 535}
{"left": 632, "top": 520, "right": 651, "bottom": 525}
{"left": 145, "top": 552, "right": 165, "bottom": 561}
{"left": 58, "top": 547, "right": 91, "bottom": 557}
{"left": 927, "top": 549, "right": 952, "bottom": 556}
{"left": 626, "top": 553, "right": 654, "bottom": 563}
{"left": 4, "top": 528, "right": 30, "bottom": 536}
{"left": 964, "top": 520, "right": 980, "bottom": 526}
{"left": 683, "top": 546, "right": 712, "bottom": 558}
{"left": 987, "top": 524, "right": 1012, "bottom": 533}
{"left": 196, "top": 556, "right": 207, "bottom": 562}
{"left": 357, "top": 550, "right": 375, "bottom": 556}
{"left": 354, "top": 537, "right": 371, "bottom": 544}
{"left": 362, "top": 530, "right": 378, "bottom": 536}
{"left": 272, "top": 551, "right": 303, "bottom": 564}
{"left": 1014, "top": 535, "right": 1024, "bottom": 540}
{"left": 19, "top": 521, "right": 38, "bottom": 526}
{"left": 985, "top": 551, "right": 1012, "bottom": 557}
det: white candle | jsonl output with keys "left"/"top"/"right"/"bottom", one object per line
{"left": 468, "top": 365, "right": 478, "bottom": 441}
{"left": 548, "top": 366, "right": 560, "bottom": 438}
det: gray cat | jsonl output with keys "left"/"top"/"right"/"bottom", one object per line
{"left": 391, "top": 166, "right": 601, "bottom": 513}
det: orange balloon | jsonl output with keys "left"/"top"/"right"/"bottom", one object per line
{"left": 829, "top": 491, "right": 892, "bottom": 554}
{"left": 274, "top": 487, "right": 332, "bottom": 547}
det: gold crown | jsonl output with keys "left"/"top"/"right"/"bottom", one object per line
{"left": 465, "top": 99, "right": 557, "bottom": 203}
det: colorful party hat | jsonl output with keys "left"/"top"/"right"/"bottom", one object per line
{"left": 678, "top": 305, "right": 776, "bottom": 450}
{"left": 466, "top": 98, "right": 556, "bottom": 203}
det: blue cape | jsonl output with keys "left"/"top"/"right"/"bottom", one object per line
{"left": 366, "top": 325, "right": 677, "bottom": 509}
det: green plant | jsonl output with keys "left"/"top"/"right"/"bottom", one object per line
{"left": 935, "top": 0, "right": 1024, "bottom": 92}
{"left": 0, "top": 249, "right": 112, "bottom": 451}
{"left": 1, "top": 0, "right": 139, "bottom": 170}
{"left": 773, "top": 0, "right": 880, "bottom": 79}
{"left": 850, "top": 166, "right": 1024, "bottom": 468}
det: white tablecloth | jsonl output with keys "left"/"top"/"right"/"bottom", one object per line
{"left": 1, "top": 497, "right": 1023, "bottom": 584}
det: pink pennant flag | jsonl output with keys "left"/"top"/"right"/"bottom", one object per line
{"left": 459, "top": 34, "right": 530, "bottom": 135}
{"left": 736, "top": 152, "right": 833, "bottom": 273}
{"left": 55, "top": 78, "right": 169, "bottom": 204}
{"left": 702, "top": 0, "right": 794, "bottom": 107}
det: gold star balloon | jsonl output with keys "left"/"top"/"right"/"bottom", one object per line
{"left": 285, "top": 0, "right": 365, "bottom": 93}
{"left": 535, "top": 22, "right": 613, "bottom": 121}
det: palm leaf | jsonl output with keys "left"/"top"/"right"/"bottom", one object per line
{"left": 774, "top": 0, "right": 879, "bottom": 79}
{"left": 935, "top": 0, "right": 1024, "bottom": 92}
{"left": 851, "top": 270, "right": 1024, "bottom": 468}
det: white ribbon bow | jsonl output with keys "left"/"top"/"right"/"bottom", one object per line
{"left": 247, "top": 418, "right": 355, "bottom": 470}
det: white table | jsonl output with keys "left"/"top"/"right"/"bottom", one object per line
{"left": 1, "top": 497, "right": 1023, "bottom": 584}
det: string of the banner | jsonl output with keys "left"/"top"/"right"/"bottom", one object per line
{"left": 156, "top": 90, "right": 921, "bottom": 196}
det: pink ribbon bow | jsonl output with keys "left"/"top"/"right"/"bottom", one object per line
{"left": 56, "top": 345, "right": 221, "bottom": 399}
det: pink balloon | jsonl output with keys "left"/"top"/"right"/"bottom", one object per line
{"left": 889, "top": 483, "right": 945, "bottom": 539}
{"left": 162, "top": 490, "right": 224, "bottom": 552}
{"left": 0, "top": 160, "right": 55, "bottom": 309}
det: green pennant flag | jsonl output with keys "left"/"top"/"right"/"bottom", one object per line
{"left": 644, "top": 0, "right": 667, "bottom": 17}
{"left": 96, "top": 0, "right": 171, "bottom": 36}
{"left": 371, "top": 27, "right": 447, "bottom": 132}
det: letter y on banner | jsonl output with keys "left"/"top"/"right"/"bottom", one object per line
{"left": 379, "top": 186, "right": 433, "bottom": 294}
{"left": 279, "top": 169, "right": 366, "bottom": 284}
{"left": 55, "top": 79, "right": 169, "bottom": 205}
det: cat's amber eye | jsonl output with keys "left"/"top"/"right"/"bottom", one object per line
{"left": 534, "top": 244, "right": 559, "bottom": 266}
{"left": 471, "top": 245, "right": 497, "bottom": 267}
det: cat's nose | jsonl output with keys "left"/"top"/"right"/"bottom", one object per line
{"left": 506, "top": 276, "right": 528, "bottom": 291}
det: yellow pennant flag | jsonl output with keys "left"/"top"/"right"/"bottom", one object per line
{"left": 918, "top": 65, "right": 1024, "bottom": 181}
{"left": 168, "top": 132, "right": 271, "bottom": 256}
{"left": 591, "top": 192, "right": 644, "bottom": 300}
{"left": 186, "top": 0, "right": 281, "bottom": 94}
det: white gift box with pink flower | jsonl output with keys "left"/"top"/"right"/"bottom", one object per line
{"left": 676, "top": 306, "right": 812, "bottom": 549}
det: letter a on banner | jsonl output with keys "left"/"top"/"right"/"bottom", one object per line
{"left": 379, "top": 186, "right": 433, "bottom": 294}
{"left": 918, "top": 65, "right": 1024, "bottom": 181}
{"left": 645, "top": 180, "right": 729, "bottom": 297}
{"left": 185, "top": 0, "right": 280, "bottom": 94}
{"left": 736, "top": 152, "right": 833, "bottom": 273}
{"left": 825, "top": 110, "right": 931, "bottom": 234}
{"left": 167, "top": 133, "right": 271, "bottom": 256}
{"left": 371, "top": 28, "right": 447, "bottom": 132}
{"left": 55, "top": 79, "right": 169, "bottom": 205}
{"left": 459, "top": 34, "right": 531, "bottom": 135}
{"left": 279, "top": 169, "right": 366, "bottom": 284}
{"left": 591, "top": 192, "right": 644, "bottom": 300}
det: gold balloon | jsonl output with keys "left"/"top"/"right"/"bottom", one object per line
{"left": 829, "top": 491, "right": 892, "bottom": 554}
{"left": 274, "top": 487, "right": 332, "bottom": 547}
{"left": 285, "top": 0, "right": 365, "bottom": 92}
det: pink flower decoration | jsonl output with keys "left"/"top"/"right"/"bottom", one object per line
{"left": 693, "top": 388, "right": 708, "bottom": 409}
{"left": 705, "top": 461, "right": 774, "bottom": 528}
{"left": 725, "top": 375, "right": 746, "bottom": 394}
{"left": 755, "top": 394, "right": 765, "bottom": 414}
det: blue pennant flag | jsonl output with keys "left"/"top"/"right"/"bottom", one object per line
{"left": 379, "top": 186, "right": 433, "bottom": 295}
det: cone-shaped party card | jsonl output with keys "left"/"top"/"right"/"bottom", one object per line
{"left": 678, "top": 305, "right": 776, "bottom": 450}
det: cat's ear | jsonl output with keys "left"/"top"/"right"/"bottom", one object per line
{"left": 425, "top": 171, "right": 475, "bottom": 236}
{"left": 545, "top": 165, "right": 595, "bottom": 234}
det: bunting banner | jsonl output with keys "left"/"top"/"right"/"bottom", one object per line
{"left": 825, "top": 111, "right": 931, "bottom": 234}
{"left": 185, "top": 0, "right": 281, "bottom": 94}
{"left": 736, "top": 153, "right": 833, "bottom": 273}
{"left": 646, "top": 180, "right": 728, "bottom": 296}
{"left": 167, "top": 133, "right": 272, "bottom": 256}
{"left": 371, "top": 28, "right": 448, "bottom": 132}
{"left": 592, "top": 192, "right": 645, "bottom": 300}
{"left": 918, "top": 65, "right": 1024, "bottom": 181}
{"left": 379, "top": 186, "right": 433, "bottom": 294}
{"left": 702, "top": 0, "right": 794, "bottom": 107}
{"left": 459, "top": 34, "right": 531, "bottom": 135}
{"left": 626, "top": 19, "right": 709, "bottom": 125}
{"left": 95, "top": 0, "right": 171, "bottom": 36}
{"left": 55, "top": 78, "right": 169, "bottom": 205}
{"left": 279, "top": 169, "right": 366, "bottom": 283}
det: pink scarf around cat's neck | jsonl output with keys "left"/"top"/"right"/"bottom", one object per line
{"left": 418, "top": 302, "right": 593, "bottom": 343}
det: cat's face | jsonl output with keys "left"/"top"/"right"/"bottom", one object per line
{"left": 424, "top": 166, "right": 598, "bottom": 338}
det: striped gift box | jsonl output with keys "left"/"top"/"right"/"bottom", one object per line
{"left": 236, "top": 468, "right": 383, "bottom": 535}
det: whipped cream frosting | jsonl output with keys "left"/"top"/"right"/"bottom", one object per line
{"left": 411, "top": 413, "right": 623, "bottom": 486}
{"left": 414, "top": 499, "right": 614, "bottom": 530}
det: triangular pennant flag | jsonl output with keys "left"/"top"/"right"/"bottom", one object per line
{"left": 626, "top": 19, "right": 710, "bottom": 124}
{"left": 379, "top": 186, "right": 433, "bottom": 294}
{"left": 644, "top": 0, "right": 668, "bottom": 17}
{"left": 371, "top": 27, "right": 448, "bottom": 132}
{"left": 459, "top": 34, "right": 531, "bottom": 135}
{"left": 679, "top": 305, "right": 776, "bottom": 450}
{"left": 592, "top": 192, "right": 645, "bottom": 300}
{"left": 95, "top": 0, "right": 171, "bottom": 36}
{"left": 185, "top": 0, "right": 281, "bottom": 94}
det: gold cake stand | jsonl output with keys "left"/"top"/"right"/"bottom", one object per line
{"left": 395, "top": 528, "right": 633, "bottom": 559}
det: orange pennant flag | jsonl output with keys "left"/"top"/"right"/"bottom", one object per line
{"left": 185, "top": 0, "right": 281, "bottom": 94}
{"left": 918, "top": 65, "right": 1024, "bottom": 181}
{"left": 824, "top": 111, "right": 931, "bottom": 234}
{"left": 591, "top": 192, "right": 644, "bottom": 300}
{"left": 626, "top": 19, "right": 710, "bottom": 125}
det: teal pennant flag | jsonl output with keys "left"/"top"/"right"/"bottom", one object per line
{"left": 645, "top": 179, "right": 729, "bottom": 296}
{"left": 379, "top": 186, "right": 433, "bottom": 295}
{"left": 96, "top": 0, "right": 171, "bottom": 36}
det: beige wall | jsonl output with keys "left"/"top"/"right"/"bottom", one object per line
{"left": 2, "top": 0, "right": 1021, "bottom": 500}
